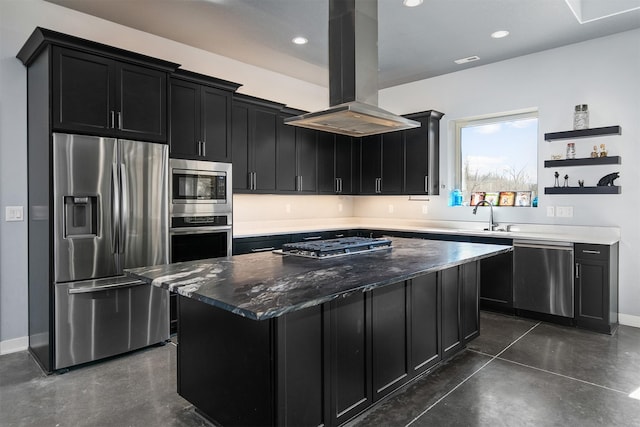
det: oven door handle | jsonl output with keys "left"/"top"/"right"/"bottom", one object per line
{"left": 170, "top": 226, "right": 232, "bottom": 235}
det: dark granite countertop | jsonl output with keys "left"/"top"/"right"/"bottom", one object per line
{"left": 126, "top": 237, "right": 511, "bottom": 321}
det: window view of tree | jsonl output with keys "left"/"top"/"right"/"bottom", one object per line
{"left": 458, "top": 114, "right": 538, "bottom": 206}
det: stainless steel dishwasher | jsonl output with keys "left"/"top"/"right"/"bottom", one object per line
{"left": 513, "top": 240, "right": 574, "bottom": 318}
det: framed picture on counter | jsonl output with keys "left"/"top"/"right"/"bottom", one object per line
{"left": 484, "top": 192, "right": 499, "bottom": 206}
{"left": 515, "top": 191, "right": 532, "bottom": 207}
{"left": 499, "top": 191, "right": 516, "bottom": 206}
{"left": 470, "top": 192, "right": 485, "bottom": 206}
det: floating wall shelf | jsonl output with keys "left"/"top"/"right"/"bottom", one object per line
{"left": 544, "top": 126, "right": 621, "bottom": 141}
{"left": 544, "top": 156, "right": 621, "bottom": 168}
{"left": 544, "top": 186, "right": 621, "bottom": 195}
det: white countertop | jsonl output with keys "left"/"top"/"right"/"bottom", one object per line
{"left": 233, "top": 217, "right": 620, "bottom": 245}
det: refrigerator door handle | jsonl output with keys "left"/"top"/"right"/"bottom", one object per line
{"left": 111, "top": 163, "right": 120, "bottom": 254}
{"left": 67, "top": 280, "right": 146, "bottom": 294}
{"left": 120, "top": 163, "right": 129, "bottom": 254}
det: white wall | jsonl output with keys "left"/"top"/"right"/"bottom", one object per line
{"left": 376, "top": 29, "right": 640, "bottom": 321}
{"left": 0, "top": 0, "right": 327, "bottom": 350}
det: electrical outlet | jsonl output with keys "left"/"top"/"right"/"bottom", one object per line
{"left": 556, "top": 206, "right": 574, "bottom": 218}
{"left": 338, "top": 203, "right": 343, "bottom": 213}
{"left": 388, "top": 204, "right": 394, "bottom": 214}
{"left": 546, "top": 206, "right": 555, "bottom": 217}
{"left": 5, "top": 206, "right": 24, "bottom": 222}
{"left": 285, "top": 204, "right": 291, "bottom": 214}
{"left": 422, "top": 204, "right": 429, "bottom": 214}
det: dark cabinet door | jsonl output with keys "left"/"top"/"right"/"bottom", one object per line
{"left": 253, "top": 107, "right": 278, "bottom": 192}
{"left": 201, "top": 86, "right": 232, "bottom": 162}
{"left": 169, "top": 79, "right": 200, "bottom": 158}
{"left": 276, "top": 114, "right": 298, "bottom": 192}
{"left": 574, "top": 243, "right": 617, "bottom": 334}
{"left": 232, "top": 101, "right": 278, "bottom": 192}
{"left": 479, "top": 251, "right": 513, "bottom": 312}
{"left": 52, "top": 47, "right": 113, "bottom": 134}
{"left": 381, "top": 131, "right": 403, "bottom": 194}
{"left": 360, "top": 135, "right": 382, "bottom": 194}
{"left": 404, "top": 111, "right": 443, "bottom": 195}
{"left": 317, "top": 132, "right": 336, "bottom": 193}
{"left": 335, "top": 135, "right": 353, "bottom": 194}
{"left": 232, "top": 103, "right": 251, "bottom": 191}
{"left": 296, "top": 128, "right": 317, "bottom": 193}
{"left": 276, "top": 305, "right": 325, "bottom": 427}
{"left": 330, "top": 291, "right": 372, "bottom": 426}
{"left": 410, "top": 273, "right": 440, "bottom": 376}
{"left": 441, "top": 267, "right": 462, "bottom": 360}
{"left": 372, "top": 281, "right": 409, "bottom": 401}
{"left": 117, "top": 62, "right": 166, "bottom": 142}
{"left": 461, "top": 261, "right": 480, "bottom": 342}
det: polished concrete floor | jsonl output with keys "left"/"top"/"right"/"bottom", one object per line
{"left": 2, "top": 311, "right": 640, "bottom": 426}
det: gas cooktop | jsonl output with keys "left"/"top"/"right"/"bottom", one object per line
{"left": 275, "top": 237, "right": 392, "bottom": 259}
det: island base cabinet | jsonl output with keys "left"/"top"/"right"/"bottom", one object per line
{"left": 176, "top": 262, "right": 480, "bottom": 427}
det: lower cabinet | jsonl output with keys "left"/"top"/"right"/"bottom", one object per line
{"left": 574, "top": 243, "right": 619, "bottom": 334}
{"left": 178, "top": 261, "right": 480, "bottom": 427}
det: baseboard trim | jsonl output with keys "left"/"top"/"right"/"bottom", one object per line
{"left": 0, "top": 336, "right": 28, "bottom": 355}
{"left": 619, "top": 314, "right": 640, "bottom": 329}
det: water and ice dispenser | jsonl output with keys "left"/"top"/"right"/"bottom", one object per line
{"left": 63, "top": 196, "right": 98, "bottom": 237}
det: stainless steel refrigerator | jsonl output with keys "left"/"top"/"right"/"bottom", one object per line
{"left": 48, "top": 133, "right": 169, "bottom": 370}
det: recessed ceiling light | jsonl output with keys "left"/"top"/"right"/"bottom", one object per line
{"left": 403, "top": 0, "right": 423, "bottom": 7}
{"left": 454, "top": 56, "right": 480, "bottom": 65}
{"left": 292, "top": 36, "right": 308, "bottom": 45}
{"left": 491, "top": 30, "right": 510, "bottom": 39}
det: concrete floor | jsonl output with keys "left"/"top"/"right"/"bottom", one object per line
{"left": 2, "top": 311, "right": 640, "bottom": 426}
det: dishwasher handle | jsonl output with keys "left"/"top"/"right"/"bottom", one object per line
{"left": 513, "top": 240, "right": 573, "bottom": 251}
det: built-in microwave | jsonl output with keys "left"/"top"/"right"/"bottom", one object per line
{"left": 169, "top": 159, "right": 232, "bottom": 217}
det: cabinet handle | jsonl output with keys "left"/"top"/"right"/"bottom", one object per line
{"left": 339, "top": 178, "right": 343, "bottom": 193}
{"left": 335, "top": 234, "right": 345, "bottom": 238}
{"left": 117, "top": 112, "right": 122, "bottom": 130}
{"left": 299, "top": 176, "right": 303, "bottom": 191}
{"left": 582, "top": 250, "right": 601, "bottom": 255}
{"left": 303, "top": 236, "right": 322, "bottom": 241}
{"left": 575, "top": 263, "right": 580, "bottom": 279}
{"left": 424, "top": 175, "right": 429, "bottom": 193}
{"left": 253, "top": 172, "right": 257, "bottom": 190}
{"left": 250, "top": 247, "right": 275, "bottom": 253}
{"left": 335, "top": 178, "right": 339, "bottom": 193}
{"left": 201, "top": 141, "right": 206, "bottom": 157}
{"left": 110, "top": 111, "right": 115, "bottom": 129}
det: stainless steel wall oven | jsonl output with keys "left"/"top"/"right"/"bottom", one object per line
{"left": 169, "top": 159, "right": 233, "bottom": 333}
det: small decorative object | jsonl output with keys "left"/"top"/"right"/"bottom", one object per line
{"left": 470, "top": 192, "right": 485, "bottom": 206}
{"left": 578, "top": 180, "right": 585, "bottom": 187}
{"left": 566, "top": 142, "right": 576, "bottom": 159}
{"left": 551, "top": 154, "right": 563, "bottom": 160}
{"left": 591, "top": 145, "right": 598, "bottom": 158}
{"left": 599, "top": 143, "right": 607, "bottom": 157}
{"left": 484, "top": 192, "right": 499, "bottom": 206}
{"left": 574, "top": 104, "right": 589, "bottom": 130}
{"left": 554, "top": 171, "right": 560, "bottom": 187}
{"left": 498, "top": 191, "right": 516, "bottom": 206}
{"left": 515, "top": 191, "right": 532, "bottom": 207}
{"left": 563, "top": 174, "right": 569, "bottom": 187}
{"left": 597, "top": 172, "right": 620, "bottom": 187}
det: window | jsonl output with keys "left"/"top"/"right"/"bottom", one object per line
{"left": 456, "top": 112, "right": 538, "bottom": 206}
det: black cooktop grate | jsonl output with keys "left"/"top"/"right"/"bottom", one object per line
{"left": 280, "top": 237, "right": 392, "bottom": 258}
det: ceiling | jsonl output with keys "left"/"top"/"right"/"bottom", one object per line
{"left": 45, "top": 0, "right": 640, "bottom": 89}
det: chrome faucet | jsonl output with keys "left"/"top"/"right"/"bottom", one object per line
{"left": 473, "top": 200, "right": 497, "bottom": 231}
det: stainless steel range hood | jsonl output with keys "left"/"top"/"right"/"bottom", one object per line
{"left": 284, "top": 0, "right": 420, "bottom": 137}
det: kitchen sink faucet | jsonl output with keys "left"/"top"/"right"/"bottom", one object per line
{"left": 473, "top": 200, "right": 497, "bottom": 231}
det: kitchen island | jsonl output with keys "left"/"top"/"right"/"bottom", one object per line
{"left": 127, "top": 237, "right": 511, "bottom": 426}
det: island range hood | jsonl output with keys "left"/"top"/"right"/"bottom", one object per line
{"left": 284, "top": 0, "right": 420, "bottom": 137}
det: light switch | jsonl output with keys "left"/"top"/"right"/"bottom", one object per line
{"left": 546, "top": 206, "right": 555, "bottom": 217}
{"left": 6, "top": 206, "right": 24, "bottom": 222}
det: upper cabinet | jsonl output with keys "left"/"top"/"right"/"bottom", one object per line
{"left": 169, "top": 69, "right": 241, "bottom": 162}
{"left": 232, "top": 94, "right": 284, "bottom": 193}
{"left": 18, "top": 28, "right": 179, "bottom": 143}
{"left": 277, "top": 109, "right": 318, "bottom": 193}
{"left": 317, "top": 132, "right": 354, "bottom": 195}
{"left": 356, "top": 110, "right": 443, "bottom": 195}
{"left": 404, "top": 110, "right": 444, "bottom": 195}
